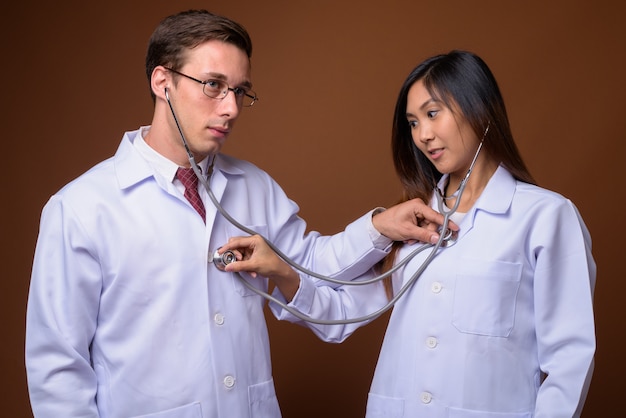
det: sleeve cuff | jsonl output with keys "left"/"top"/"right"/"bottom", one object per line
{"left": 368, "top": 207, "right": 393, "bottom": 251}
{"left": 269, "top": 276, "right": 316, "bottom": 322}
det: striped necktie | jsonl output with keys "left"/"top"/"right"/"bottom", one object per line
{"left": 176, "top": 167, "right": 206, "bottom": 222}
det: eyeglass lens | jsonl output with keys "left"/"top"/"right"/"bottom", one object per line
{"left": 202, "top": 81, "right": 256, "bottom": 107}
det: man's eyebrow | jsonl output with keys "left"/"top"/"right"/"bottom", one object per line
{"left": 203, "top": 72, "right": 252, "bottom": 89}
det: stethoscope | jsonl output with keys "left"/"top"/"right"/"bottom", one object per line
{"left": 165, "top": 88, "right": 486, "bottom": 324}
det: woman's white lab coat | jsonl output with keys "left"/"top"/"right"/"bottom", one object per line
{"left": 272, "top": 166, "right": 596, "bottom": 418}
{"left": 25, "top": 128, "right": 388, "bottom": 418}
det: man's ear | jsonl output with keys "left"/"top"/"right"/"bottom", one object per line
{"left": 151, "top": 65, "right": 170, "bottom": 100}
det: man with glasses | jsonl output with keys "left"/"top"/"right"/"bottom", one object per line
{"left": 25, "top": 9, "right": 452, "bottom": 418}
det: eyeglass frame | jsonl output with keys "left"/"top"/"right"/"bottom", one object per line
{"left": 163, "top": 67, "right": 258, "bottom": 107}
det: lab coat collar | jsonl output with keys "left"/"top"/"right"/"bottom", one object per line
{"left": 114, "top": 130, "right": 153, "bottom": 190}
{"left": 436, "top": 165, "right": 515, "bottom": 237}
{"left": 474, "top": 164, "right": 516, "bottom": 215}
{"left": 113, "top": 129, "right": 245, "bottom": 191}
{"left": 212, "top": 153, "right": 245, "bottom": 177}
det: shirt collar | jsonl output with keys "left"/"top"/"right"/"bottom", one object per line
{"left": 114, "top": 127, "right": 247, "bottom": 191}
{"left": 134, "top": 126, "right": 209, "bottom": 183}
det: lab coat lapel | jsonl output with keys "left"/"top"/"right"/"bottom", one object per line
{"left": 205, "top": 167, "right": 226, "bottom": 231}
{"left": 203, "top": 154, "right": 245, "bottom": 231}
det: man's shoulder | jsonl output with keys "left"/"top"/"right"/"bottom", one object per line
{"left": 216, "top": 153, "right": 268, "bottom": 177}
{"left": 52, "top": 157, "right": 117, "bottom": 203}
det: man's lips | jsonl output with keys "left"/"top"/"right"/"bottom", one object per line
{"left": 209, "top": 126, "right": 230, "bottom": 137}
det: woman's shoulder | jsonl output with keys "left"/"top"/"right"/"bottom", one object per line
{"left": 516, "top": 181, "right": 568, "bottom": 202}
{"left": 513, "top": 180, "right": 584, "bottom": 222}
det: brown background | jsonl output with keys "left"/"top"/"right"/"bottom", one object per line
{"left": 3, "top": 1, "right": 624, "bottom": 417}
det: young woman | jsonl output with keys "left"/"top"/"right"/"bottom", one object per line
{"left": 222, "top": 50, "right": 596, "bottom": 417}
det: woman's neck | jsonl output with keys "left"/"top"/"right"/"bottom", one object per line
{"left": 444, "top": 158, "right": 499, "bottom": 212}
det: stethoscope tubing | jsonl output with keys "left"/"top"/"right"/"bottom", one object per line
{"left": 165, "top": 90, "right": 479, "bottom": 324}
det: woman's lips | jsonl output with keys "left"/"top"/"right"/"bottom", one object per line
{"left": 428, "top": 148, "right": 444, "bottom": 160}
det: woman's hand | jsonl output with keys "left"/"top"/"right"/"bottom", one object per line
{"left": 218, "top": 235, "right": 300, "bottom": 301}
{"left": 372, "top": 198, "right": 459, "bottom": 245}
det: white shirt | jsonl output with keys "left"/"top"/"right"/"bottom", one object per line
{"left": 273, "top": 166, "right": 596, "bottom": 418}
{"left": 25, "top": 127, "right": 390, "bottom": 418}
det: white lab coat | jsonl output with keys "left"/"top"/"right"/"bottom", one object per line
{"left": 272, "top": 166, "right": 596, "bottom": 418}
{"left": 25, "top": 128, "right": 389, "bottom": 418}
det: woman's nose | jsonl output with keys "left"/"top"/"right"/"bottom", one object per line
{"left": 417, "top": 124, "right": 434, "bottom": 143}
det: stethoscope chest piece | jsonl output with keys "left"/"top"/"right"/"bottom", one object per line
{"left": 212, "top": 249, "right": 237, "bottom": 271}
{"left": 439, "top": 228, "right": 458, "bottom": 248}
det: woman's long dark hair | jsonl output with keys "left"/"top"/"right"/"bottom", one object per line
{"left": 381, "top": 50, "right": 535, "bottom": 298}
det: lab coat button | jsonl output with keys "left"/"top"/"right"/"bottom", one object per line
{"left": 214, "top": 313, "right": 225, "bottom": 325}
{"left": 431, "top": 282, "right": 442, "bottom": 293}
{"left": 426, "top": 337, "right": 438, "bottom": 348}
{"left": 420, "top": 391, "right": 432, "bottom": 404}
{"left": 223, "top": 375, "right": 235, "bottom": 388}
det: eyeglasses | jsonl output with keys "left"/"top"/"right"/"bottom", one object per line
{"left": 164, "top": 67, "right": 258, "bottom": 107}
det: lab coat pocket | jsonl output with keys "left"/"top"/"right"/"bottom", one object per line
{"left": 226, "top": 224, "right": 269, "bottom": 297}
{"left": 248, "top": 378, "right": 281, "bottom": 418}
{"left": 448, "top": 406, "right": 531, "bottom": 417}
{"left": 132, "top": 401, "right": 202, "bottom": 417}
{"left": 452, "top": 259, "right": 522, "bottom": 337}
{"left": 366, "top": 392, "right": 404, "bottom": 417}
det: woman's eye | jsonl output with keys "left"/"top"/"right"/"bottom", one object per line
{"left": 427, "top": 110, "right": 439, "bottom": 118}
{"left": 408, "top": 120, "right": 418, "bottom": 128}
